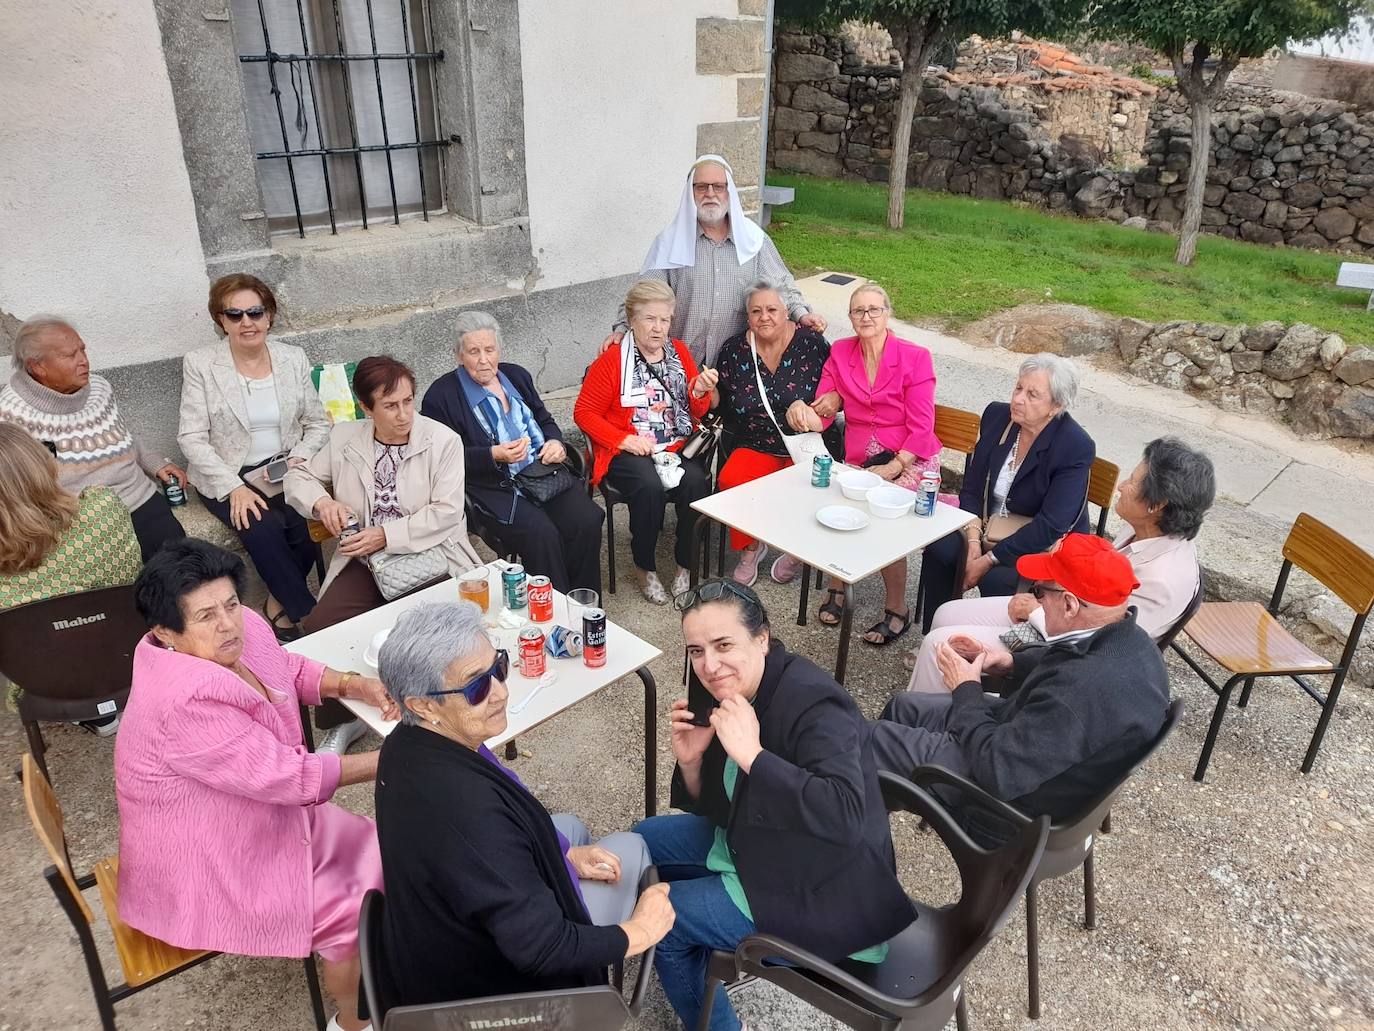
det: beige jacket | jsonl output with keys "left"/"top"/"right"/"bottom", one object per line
{"left": 178, "top": 341, "right": 331, "bottom": 501}
{"left": 284, "top": 415, "right": 480, "bottom": 593}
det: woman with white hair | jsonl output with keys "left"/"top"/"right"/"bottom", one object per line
{"left": 915, "top": 352, "right": 1096, "bottom": 633}
{"left": 370, "top": 602, "right": 674, "bottom": 1016}
{"left": 420, "top": 310, "right": 604, "bottom": 593}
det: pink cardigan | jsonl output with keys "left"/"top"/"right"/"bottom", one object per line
{"left": 115, "top": 608, "right": 342, "bottom": 957}
{"left": 816, "top": 332, "right": 941, "bottom": 463}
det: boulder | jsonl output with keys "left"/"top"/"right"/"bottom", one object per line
{"left": 1286, "top": 181, "right": 1325, "bottom": 208}
{"left": 1072, "top": 176, "right": 1117, "bottom": 215}
{"left": 1263, "top": 323, "right": 1326, "bottom": 380}
{"left": 1334, "top": 349, "right": 1374, "bottom": 385}
{"left": 1243, "top": 321, "right": 1286, "bottom": 352}
{"left": 1306, "top": 593, "right": 1352, "bottom": 639}
{"left": 1291, "top": 373, "right": 1352, "bottom": 436}
{"left": 961, "top": 303, "right": 1124, "bottom": 357}
{"left": 790, "top": 84, "right": 849, "bottom": 117}
{"left": 772, "top": 147, "right": 843, "bottom": 177}
{"left": 772, "top": 107, "right": 818, "bottom": 134}
{"left": 776, "top": 53, "right": 840, "bottom": 83}
{"left": 1329, "top": 385, "right": 1374, "bottom": 438}
{"left": 1223, "top": 192, "right": 1267, "bottom": 220}
{"left": 1117, "top": 317, "right": 1154, "bottom": 361}
{"left": 1121, "top": 215, "right": 1149, "bottom": 230}
{"left": 1314, "top": 206, "right": 1357, "bottom": 240}
{"left": 1320, "top": 334, "right": 1348, "bottom": 370}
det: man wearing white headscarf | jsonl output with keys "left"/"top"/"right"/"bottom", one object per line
{"left": 600, "top": 156, "right": 825, "bottom": 368}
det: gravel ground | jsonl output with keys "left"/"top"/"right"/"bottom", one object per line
{"left": 4, "top": 507, "right": 1373, "bottom": 1031}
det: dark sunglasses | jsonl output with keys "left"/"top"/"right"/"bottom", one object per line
{"left": 219, "top": 306, "right": 268, "bottom": 323}
{"left": 674, "top": 579, "right": 758, "bottom": 612}
{"left": 424, "top": 649, "right": 508, "bottom": 705}
{"left": 1029, "top": 583, "right": 1067, "bottom": 601}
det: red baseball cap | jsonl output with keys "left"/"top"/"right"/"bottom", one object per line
{"left": 1016, "top": 533, "right": 1139, "bottom": 607}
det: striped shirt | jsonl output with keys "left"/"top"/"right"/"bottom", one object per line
{"left": 614, "top": 228, "right": 811, "bottom": 367}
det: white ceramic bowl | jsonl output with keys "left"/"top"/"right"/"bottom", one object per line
{"left": 867, "top": 484, "right": 915, "bottom": 519}
{"left": 362, "top": 627, "right": 392, "bottom": 671}
{"left": 837, "top": 468, "right": 882, "bottom": 501}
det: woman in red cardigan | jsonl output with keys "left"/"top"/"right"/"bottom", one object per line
{"left": 576, "top": 280, "right": 714, "bottom": 604}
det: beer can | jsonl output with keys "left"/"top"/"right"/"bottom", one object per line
{"left": 518, "top": 625, "right": 546, "bottom": 679}
{"left": 582, "top": 607, "right": 607, "bottom": 668}
{"left": 502, "top": 564, "right": 528, "bottom": 609}
{"left": 914, "top": 473, "right": 939, "bottom": 518}
{"left": 340, "top": 513, "right": 361, "bottom": 540}
{"left": 528, "top": 575, "right": 554, "bottom": 622}
{"left": 811, "top": 453, "right": 832, "bottom": 488}
{"left": 163, "top": 473, "right": 187, "bottom": 507}
{"left": 545, "top": 624, "right": 583, "bottom": 658}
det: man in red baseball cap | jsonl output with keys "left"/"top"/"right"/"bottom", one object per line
{"left": 869, "top": 533, "right": 1169, "bottom": 836}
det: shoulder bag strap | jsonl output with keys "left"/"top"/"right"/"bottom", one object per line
{"left": 750, "top": 332, "right": 790, "bottom": 441}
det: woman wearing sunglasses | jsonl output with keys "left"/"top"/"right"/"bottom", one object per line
{"left": 178, "top": 273, "right": 331, "bottom": 642}
{"left": 370, "top": 602, "right": 674, "bottom": 1016}
{"left": 115, "top": 539, "right": 397, "bottom": 1031}
{"left": 634, "top": 581, "right": 914, "bottom": 1031}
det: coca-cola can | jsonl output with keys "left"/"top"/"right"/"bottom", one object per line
{"left": 544, "top": 624, "right": 583, "bottom": 658}
{"left": 528, "top": 575, "right": 554, "bottom": 622}
{"left": 517, "top": 625, "right": 546, "bottom": 679}
{"left": 582, "top": 608, "right": 607, "bottom": 668}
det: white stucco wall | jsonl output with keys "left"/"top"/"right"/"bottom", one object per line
{"left": 518, "top": 0, "right": 750, "bottom": 291}
{"left": 0, "top": 0, "right": 209, "bottom": 368}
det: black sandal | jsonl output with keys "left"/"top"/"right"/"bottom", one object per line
{"left": 263, "top": 602, "right": 302, "bottom": 643}
{"left": 863, "top": 608, "right": 913, "bottom": 647}
{"left": 817, "top": 589, "right": 845, "bottom": 626}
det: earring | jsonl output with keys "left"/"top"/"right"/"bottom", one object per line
{"left": 430, "top": 719, "right": 441, "bottom": 726}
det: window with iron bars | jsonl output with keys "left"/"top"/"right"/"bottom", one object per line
{"left": 231, "top": 0, "right": 449, "bottom": 237}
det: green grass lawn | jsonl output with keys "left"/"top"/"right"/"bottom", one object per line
{"left": 766, "top": 172, "right": 1373, "bottom": 346}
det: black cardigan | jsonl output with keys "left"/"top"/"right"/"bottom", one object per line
{"left": 670, "top": 642, "right": 915, "bottom": 960}
{"left": 958, "top": 401, "right": 1095, "bottom": 565}
{"left": 419, "top": 362, "right": 565, "bottom": 525}
{"left": 374, "top": 723, "right": 627, "bottom": 1011}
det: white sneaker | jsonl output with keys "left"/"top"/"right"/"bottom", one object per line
{"left": 641, "top": 572, "right": 669, "bottom": 605}
{"left": 671, "top": 566, "right": 692, "bottom": 597}
{"left": 770, "top": 552, "right": 803, "bottom": 585}
{"left": 732, "top": 545, "right": 766, "bottom": 587}
{"left": 325, "top": 1016, "right": 371, "bottom": 1031}
{"left": 318, "top": 719, "right": 367, "bottom": 755}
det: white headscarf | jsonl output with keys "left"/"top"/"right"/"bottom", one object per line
{"left": 640, "top": 154, "right": 766, "bottom": 272}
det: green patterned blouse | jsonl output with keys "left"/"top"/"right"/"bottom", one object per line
{"left": 0, "top": 487, "right": 141, "bottom": 611}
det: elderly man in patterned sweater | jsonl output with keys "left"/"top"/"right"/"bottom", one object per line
{"left": 0, "top": 316, "right": 186, "bottom": 560}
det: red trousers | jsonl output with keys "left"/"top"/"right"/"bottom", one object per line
{"left": 717, "top": 447, "right": 792, "bottom": 550}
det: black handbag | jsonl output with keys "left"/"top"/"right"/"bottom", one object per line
{"left": 679, "top": 410, "right": 722, "bottom": 465}
{"left": 514, "top": 456, "right": 580, "bottom": 504}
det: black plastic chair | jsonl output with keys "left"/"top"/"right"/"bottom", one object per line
{"left": 359, "top": 869, "right": 659, "bottom": 1031}
{"left": 0, "top": 584, "right": 146, "bottom": 780}
{"left": 911, "top": 698, "right": 1185, "bottom": 1019}
{"left": 697, "top": 773, "right": 1048, "bottom": 1031}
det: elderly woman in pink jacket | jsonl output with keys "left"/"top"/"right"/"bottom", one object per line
{"left": 788, "top": 280, "right": 941, "bottom": 647}
{"left": 114, "top": 538, "right": 399, "bottom": 1031}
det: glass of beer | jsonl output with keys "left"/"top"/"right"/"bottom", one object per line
{"left": 458, "top": 567, "right": 490, "bottom": 613}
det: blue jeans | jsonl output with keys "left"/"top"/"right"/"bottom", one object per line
{"left": 634, "top": 814, "right": 755, "bottom": 1031}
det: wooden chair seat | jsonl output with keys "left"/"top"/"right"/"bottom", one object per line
{"left": 1183, "top": 601, "right": 1333, "bottom": 676}
{"left": 93, "top": 856, "right": 211, "bottom": 989}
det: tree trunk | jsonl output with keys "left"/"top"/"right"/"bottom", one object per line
{"left": 886, "top": 28, "right": 935, "bottom": 230}
{"left": 1175, "top": 93, "right": 1211, "bottom": 266}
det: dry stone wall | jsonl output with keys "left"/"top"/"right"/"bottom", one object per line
{"left": 770, "top": 31, "right": 1374, "bottom": 256}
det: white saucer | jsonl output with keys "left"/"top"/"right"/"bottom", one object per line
{"left": 816, "top": 505, "right": 869, "bottom": 531}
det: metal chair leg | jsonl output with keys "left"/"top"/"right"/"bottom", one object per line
{"left": 303, "top": 955, "right": 328, "bottom": 1031}
{"left": 1236, "top": 675, "right": 1258, "bottom": 709}
{"left": 1026, "top": 882, "right": 1041, "bottom": 1019}
{"left": 605, "top": 499, "right": 617, "bottom": 594}
{"left": 955, "top": 991, "right": 970, "bottom": 1031}
{"left": 696, "top": 976, "right": 722, "bottom": 1031}
{"left": 1303, "top": 671, "right": 1349, "bottom": 774}
{"left": 1194, "top": 675, "right": 1242, "bottom": 782}
{"left": 1083, "top": 845, "right": 1097, "bottom": 930}
{"left": 716, "top": 522, "right": 726, "bottom": 578}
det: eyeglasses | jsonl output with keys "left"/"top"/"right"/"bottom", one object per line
{"left": 1029, "top": 583, "right": 1067, "bottom": 601}
{"left": 674, "top": 579, "right": 757, "bottom": 612}
{"left": 220, "top": 306, "right": 268, "bottom": 323}
{"left": 423, "top": 649, "right": 509, "bottom": 705}
{"left": 849, "top": 306, "right": 889, "bottom": 320}
{"left": 692, "top": 182, "right": 729, "bottom": 195}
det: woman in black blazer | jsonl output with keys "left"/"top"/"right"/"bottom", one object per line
{"left": 420, "top": 311, "right": 604, "bottom": 593}
{"left": 636, "top": 581, "right": 914, "bottom": 1031}
{"left": 372, "top": 602, "right": 674, "bottom": 1016}
{"left": 916, "top": 353, "right": 1095, "bottom": 635}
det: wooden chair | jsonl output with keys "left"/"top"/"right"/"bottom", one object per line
{"left": 1170, "top": 513, "right": 1374, "bottom": 781}
{"left": 912, "top": 405, "right": 984, "bottom": 621}
{"left": 1087, "top": 457, "right": 1119, "bottom": 537}
{"left": 21, "top": 754, "right": 328, "bottom": 1029}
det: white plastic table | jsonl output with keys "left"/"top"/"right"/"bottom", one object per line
{"left": 285, "top": 562, "right": 664, "bottom": 816}
{"left": 689, "top": 462, "right": 976, "bottom": 681}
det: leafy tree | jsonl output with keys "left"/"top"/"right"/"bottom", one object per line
{"left": 777, "top": 1, "right": 1087, "bottom": 229}
{"left": 1090, "top": 1, "right": 1368, "bottom": 265}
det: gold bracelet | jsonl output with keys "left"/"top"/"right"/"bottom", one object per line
{"left": 337, "top": 671, "right": 356, "bottom": 698}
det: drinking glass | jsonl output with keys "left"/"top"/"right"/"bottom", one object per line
{"left": 459, "top": 567, "right": 491, "bottom": 613}
{"left": 566, "top": 588, "right": 599, "bottom": 628}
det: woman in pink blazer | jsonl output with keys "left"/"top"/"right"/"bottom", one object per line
{"left": 788, "top": 281, "right": 941, "bottom": 647}
{"left": 114, "top": 539, "right": 399, "bottom": 1031}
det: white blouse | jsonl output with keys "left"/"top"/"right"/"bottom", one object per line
{"left": 241, "top": 374, "right": 283, "bottom": 465}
